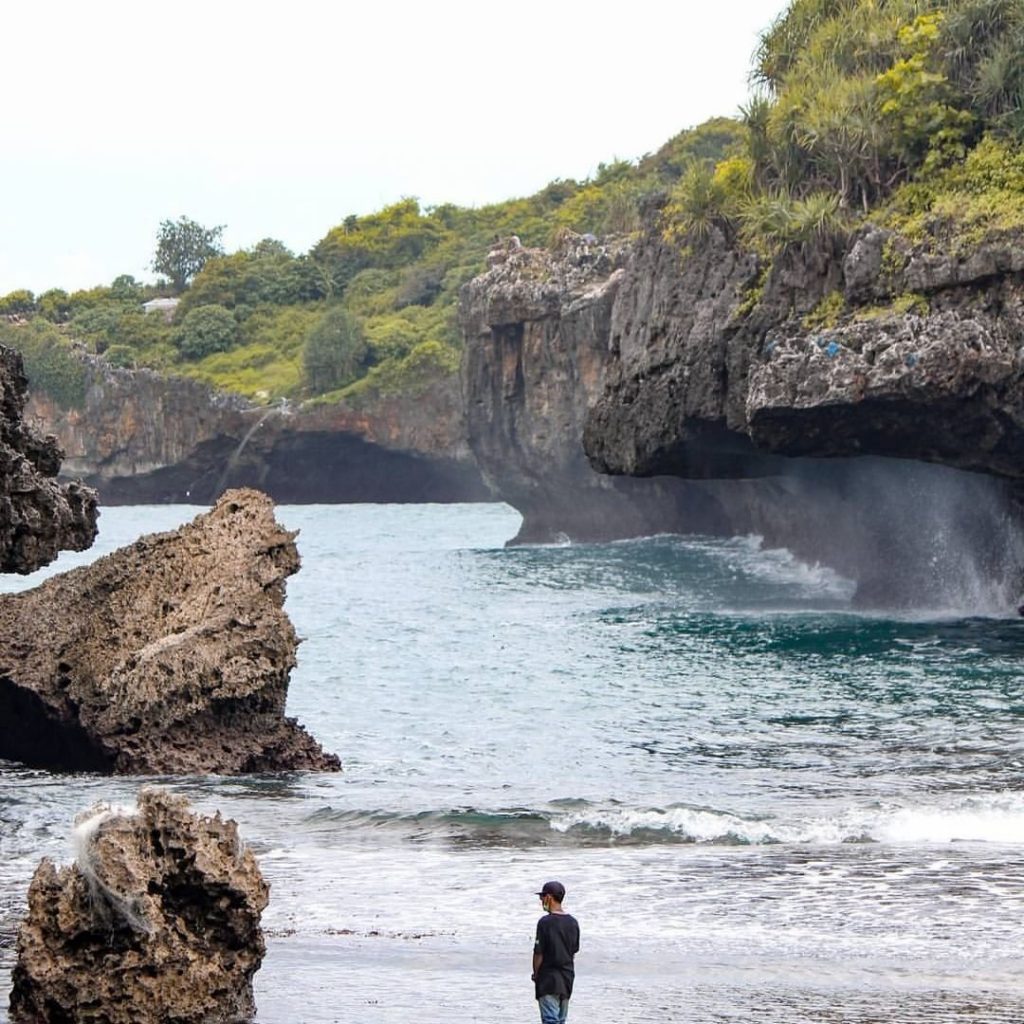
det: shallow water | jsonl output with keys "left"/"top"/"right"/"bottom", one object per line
{"left": 2, "top": 503, "right": 1023, "bottom": 1022}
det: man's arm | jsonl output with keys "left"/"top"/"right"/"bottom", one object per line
{"left": 532, "top": 950, "right": 542, "bottom": 979}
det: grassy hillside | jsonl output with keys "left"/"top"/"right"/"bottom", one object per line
{"left": 664, "top": 0, "right": 1024, "bottom": 254}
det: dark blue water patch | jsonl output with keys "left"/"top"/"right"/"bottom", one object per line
{"left": 627, "top": 611, "right": 1024, "bottom": 663}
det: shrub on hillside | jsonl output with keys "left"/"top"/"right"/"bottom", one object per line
{"left": 175, "top": 304, "right": 238, "bottom": 360}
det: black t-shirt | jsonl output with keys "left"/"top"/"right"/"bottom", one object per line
{"left": 534, "top": 912, "right": 580, "bottom": 998}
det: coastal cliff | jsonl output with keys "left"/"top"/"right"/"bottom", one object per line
{"left": 460, "top": 222, "right": 1024, "bottom": 607}
{"left": 460, "top": 236, "right": 769, "bottom": 543}
{"left": 586, "top": 207, "right": 1024, "bottom": 483}
{"left": 0, "top": 345, "right": 97, "bottom": 573}
{"left": 25, "top": 356, "right": 488, "bottom": 505}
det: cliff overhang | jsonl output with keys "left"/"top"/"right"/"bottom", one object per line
{"left": 585, "top": 213, "right": 1024, "bottom": 485}
{"left": 459, "top": 220, "right": 1024, "bottom": 607}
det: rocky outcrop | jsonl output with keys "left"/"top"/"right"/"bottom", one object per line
{"left": 460, "top": 234, "right": 754, "bottom": 543}
{"left": 25, "top": 355, "right": 488, "bottom": 505}
{"left": 460, "top": 218, "right": 1024, "bottom": 607}
{"left": 746, "top": 234, "right": 1024, "bottom": 477}
{"left": 9, "top": 789, "right": 268, "bottom": 1024}
{"left": 0, "top": 345, "right": 97, "bottom": 572}
{"left": 580, "top": 215, "right": 1024, "bottom": 604}
{"left": 586, "top": 214, "right": 1024, "bottom": 483}
{"left": 0, "top": 489, "right": 340, "bottom": 773}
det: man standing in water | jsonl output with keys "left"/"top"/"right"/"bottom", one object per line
{"left": 532, "top": 880, "right": 580, "bottom": 1023}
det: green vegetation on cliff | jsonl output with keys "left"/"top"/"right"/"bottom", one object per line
{"left": 3, "top": 0, "right": 1020, "bottom": 407}
{"left": 0, "top": 320, "right": 87, "bottom": 410}
{"left": 664, "top": 0, "right": 1024, "bottom": 255}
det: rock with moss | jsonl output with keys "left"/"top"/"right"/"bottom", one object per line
{"left": 0, "top": 344, "right": 97, "bottom": 573}
{"left": 9, "top": 789, "right": 268, "bottom": 1024}
{"left": 0, "top": 488, "right": 340, "bottom": 774}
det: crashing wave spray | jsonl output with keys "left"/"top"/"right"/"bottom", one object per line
{"left": 760, "top": 456, "right": 1024, "bottom": 615}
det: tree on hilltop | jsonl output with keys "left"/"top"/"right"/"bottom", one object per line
{"left": 153, "top": 216, "right": 225, "bottom": 293}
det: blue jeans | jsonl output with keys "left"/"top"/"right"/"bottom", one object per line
{"left": 538, "top": 993, "right": 569, "bottom": 1024}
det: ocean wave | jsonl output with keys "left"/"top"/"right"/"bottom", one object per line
{"left": 296, "top": 795, "right": 1024, "bottom": 848}
{"left": 548, "top": 803, "right": 855, "bottom": 846}
{"left": 701, "top": 535, "right": 857, "bottom": 600}
{"left": 298, "top": 806, "right": 556, "bottom": 847}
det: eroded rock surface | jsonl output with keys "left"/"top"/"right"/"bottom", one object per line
{"left": 460, "top": 218, "right": 1024, "bottom": 606}
{"left": 460, "top": 233, "right": 745, "bottom": 542}
{"left": 586, "top": 213, "right": 1024, "bottom": 483}
{"left": 747, "top": 300, "right": 1024, "bottom": 477}
{"left": 0, "top": 488, "right": 340, "bottom": 773}
{"left": 9, "top": 789, "right": 268, "bottom": 1024}
{"left": 0, "top": 345, "right": 97, "bottom": 572}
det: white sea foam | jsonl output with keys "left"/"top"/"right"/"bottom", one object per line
{"left": 547, "top": 794, "right": 1024, "bottom": 847}
{"left": 549, "top": 803, "right": 778, "bottom": 843}
{"left": 875, "top": 798, "right": 1024, "bottom": 845}
{"left": 690, "top": 534, "right": 857, "bottom": 601}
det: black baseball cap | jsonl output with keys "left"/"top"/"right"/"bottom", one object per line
{"left": 536, "top": 881, "right": 566, "bottom": 900}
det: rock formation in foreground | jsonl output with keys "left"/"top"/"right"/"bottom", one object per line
{"left": 0, "top": 488, "right": 341, "bottom": 773}
{"left": 9, "top": 789, "right": 268, "bottom": 1024}
{"left": 0, "top": 344, "right": 97, "bottom": 572}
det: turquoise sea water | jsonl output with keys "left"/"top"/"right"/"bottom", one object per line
{"left": 1, "top": 502, "right": 1023, "bottom": 1022}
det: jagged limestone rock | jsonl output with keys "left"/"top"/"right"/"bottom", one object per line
{"left": 584, "top": 212, "right": 1024, "bottom": 483}
{"left": 459, "top": 231, "right": 738, "bottom": 543}
{"left": 459, "top": 216, "right": 1024, "bottom": 607}
{"left": 0, "top": 488, "right": 340, "bottom": 773}
{"left": 746, "top": 309, "right": 1024, "bottom": 475}
{"left": 0, "top": 344, "right": 97, "bottom": 572}
{"left": 9, "top": 789, "right": 268, "bottom": 1024}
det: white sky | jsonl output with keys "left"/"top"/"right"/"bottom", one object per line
{"left": 1, "top": 0, "right": 787, "bottom": 295}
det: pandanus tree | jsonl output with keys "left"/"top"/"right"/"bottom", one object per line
{"left": 668, "top": 0, "right": 1024, "bottom": 250}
